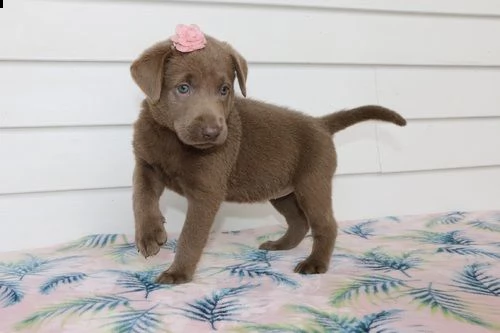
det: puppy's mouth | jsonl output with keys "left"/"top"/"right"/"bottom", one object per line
{"left": 174, "top": 123, "right": 228, "bottom": 150}
{"left": 192, "top": 142, "right": 217, "bottom": 149}
{"left": 189, "top": 133, "right": 227, "bottom": 149}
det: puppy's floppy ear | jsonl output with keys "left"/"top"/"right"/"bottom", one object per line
{"left": 224, "top": 43, "right": 248, "bottom": 97}
{"left": 130, "top": 40, "right": 174, "bottom": 103}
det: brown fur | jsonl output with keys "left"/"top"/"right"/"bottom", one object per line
{"left": 130, "top": 35, "right": 406, "bottom": 284}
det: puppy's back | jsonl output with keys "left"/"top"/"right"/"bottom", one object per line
{"left": 226, "top": 98, "right": 334, "bottom": 202}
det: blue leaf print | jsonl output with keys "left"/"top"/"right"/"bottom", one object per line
{"left": 0, "top": 254, "right": 81, "bottom": 280}
{"left": 427, "top": 211, "right": 467, "bottom": 227}
{"left": 108, "top": 243, "right": 138, "bottom": 264}
{"left": 16, "top": 295, "right": 130, "bottom": 329}
{"left": 114, "top": 269, "right": 168, "bottom": 298}
{"left": 299, "top": 308, "right": 357, "bottom": 332}
{"left": 467, "top": 220, "right": 500, "bottom": 233}
{"left": 0, "top": 279, "right": 24, "bottom": 307}
{"left": 110, "top": 305, "right": 162, "bottom": 333}
{"left": 408, "top": 283, "right": 489, "bottom": 327}
{"left": 162, "top": 239, "right": 177, "bottom": 252}
{"left": 39, "top": 273, "right": 88, "bottom": 295}
{"left": 386, "top": 216, "right": 401, "bottom": 223}
{"left": 331, "top": 275, "right": 407, "bottom": 305}
{"left": 211, "top": 244, "right": 282, "bottom": 267}
{"left": 349, "top": 250, "right": 421, "bottom": 277}
{"left": 224, "top": 263, "right": 298, "bottom": 287}
{"left": 180, "top": 283, "right": 257, "bottom": 330}
{"left": 343, "top": 220, "right": 376, "bottom": 239}
{"left": 436, "top": 246, "right": 500, "bottom": 259}
{"left": 292, "top": 306, "right": 402, "bottom": 333}
{"left": 60, "top": 234, "right": 121, "bottom": 250}
{"left": 452, "top": 263, "right": 500, "bottom": 296}
{"left": 410, "top": 230, "right": 474, "bottom": 245}
{"left": 355, "top": 309, "right": 403, "bottom": 333}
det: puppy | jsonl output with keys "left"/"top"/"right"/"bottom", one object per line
{"left": 130, "top": 25, "right": 406, "bottom": 284}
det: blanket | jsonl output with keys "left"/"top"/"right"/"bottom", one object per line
{"left": 1, "top": 210, "right": 499, "bottom": 332}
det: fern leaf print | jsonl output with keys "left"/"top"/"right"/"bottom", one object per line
{"left": 16, "top": 296, "right": 130, "bottom": 329}
{"left": 110, "top": 305, "right": 163, "bottom": 333}
{"left": 60, "top": 234, "right": 121, "bottom": 250}
{"left": 224, "top": 263, "right": 298, "bottom": 287}
{"left": 453, "top": 263, "right": 500, "bottom": 297}
{"left": 343, "top": 220, "right": 377, "bottom": 239}
{"left": 39, "top": 272, "right": 88, "bottom": 295}
{"left": 427, "top": 211, "right": 467, "bottom": 227}
{"left": 180, "top": 283, "right": 257, "bottom": 330}
{"left": 0, "top": 254, "right": 81, "bottom": 280}
{"left": 331, "top": 275, "right": 407, "bottom": 305}
{"left": 408, "top": 283, "right": 489, "bottom": 327}
{"left": 0, "top": 279, "right": 24, "bottom": 307}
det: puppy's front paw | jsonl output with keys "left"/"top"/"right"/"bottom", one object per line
{"left": 294, "top": 258, "right": 328, "bottom": 274}
{"left": 155, "top": 270, "right": 192, "bottom": 285}
{"left": 135, "top": 220, "right": 167, "bottom": 258}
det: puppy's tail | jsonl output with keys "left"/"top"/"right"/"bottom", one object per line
{"left": 319, "top": 105, "right": 407, "bottom": 135}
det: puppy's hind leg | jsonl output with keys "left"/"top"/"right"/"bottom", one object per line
{"left": 259, "top": 193, "right": 309, "bottom": 251}
{"left": 294, "top": 176, "right": 338, "bottom": 274}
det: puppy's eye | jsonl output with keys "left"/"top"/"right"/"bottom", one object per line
{"left": 220, "top": 85, "right": 230, "bottom": 96}
{"left": 177, "top": 84, "right": 190, "bottom": 94}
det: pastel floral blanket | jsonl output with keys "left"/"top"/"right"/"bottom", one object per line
{"left": 1, "top": 211, "right": 500, "bottom": 332}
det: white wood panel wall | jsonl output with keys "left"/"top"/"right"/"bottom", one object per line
{"left": 0, "top": 0, "right": 499, "bottom": 251}
{"left": 3, "top": 1, "right": 500, "bottom": 65}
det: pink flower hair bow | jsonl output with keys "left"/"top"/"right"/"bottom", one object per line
{"left": 171, "top": 24, "right": 207, "bottom": 53}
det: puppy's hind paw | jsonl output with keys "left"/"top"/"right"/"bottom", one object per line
{"left": 294, "top": 258, "right": 328, "bottom": 275}
{"left": 155, "top": 270, "right": 192, "bottom": 285}
{"left": 259, "top": 240, "right": 281, "bottom": 251}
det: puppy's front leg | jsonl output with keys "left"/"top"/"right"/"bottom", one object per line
{"left": 133, "top": 158, "right": 167, "bottom": 258}
{"left": 156, "top": 195, "right": 222, "bottom": 284}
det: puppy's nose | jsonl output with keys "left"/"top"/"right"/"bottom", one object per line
{"left": 202, "top": 126, "right": 221, "bottom": 140}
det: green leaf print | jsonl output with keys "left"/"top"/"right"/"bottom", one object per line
{"left": 16, "top": 295, "right": 130, "bottom": 330}
{"left": 331, "top": 275, "right": 407, "bottom": 306}
{"left": 408, "top": 283, "right": 490, "bottom": 328}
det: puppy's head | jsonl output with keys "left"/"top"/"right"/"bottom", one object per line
{"left": 130, "top": 33, "right": 247, "bottom": 149}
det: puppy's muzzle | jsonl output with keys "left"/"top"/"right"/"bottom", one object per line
{"left": 201, "top": 125, "right": 222, "bottom": 141}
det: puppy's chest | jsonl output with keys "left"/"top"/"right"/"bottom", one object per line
{"left": 140, "top": 139, "right": 187, "bottom": 193}
{"left": 146, "top": 159, "right": 182, "bottom": 194}
{"left": 146, "top": 147, "right": 214, "bottom": 195}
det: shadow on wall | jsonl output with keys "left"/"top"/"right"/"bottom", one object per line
{"left": 376, "top": 122, "right": 408, "bottom": 152}
{"left": 158, "top": 191, "right": 282, "bottom": 234}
